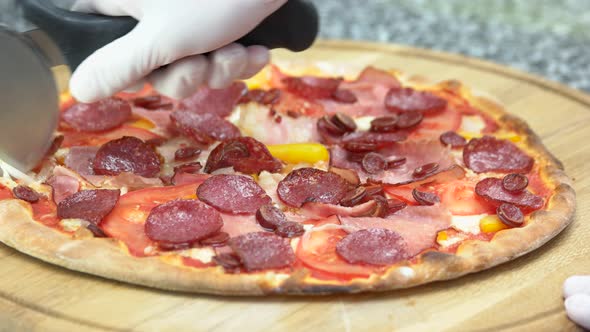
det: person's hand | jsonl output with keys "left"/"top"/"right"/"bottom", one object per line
{"left": 69, "top": 0, "right": 287, "bottom": 103}
{"left": 563, "top": 275, "right": 590, "bottom": 329}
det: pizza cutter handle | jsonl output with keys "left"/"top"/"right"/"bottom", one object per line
{"left": 21, "top": 0, "right": 319, "bottom": 70}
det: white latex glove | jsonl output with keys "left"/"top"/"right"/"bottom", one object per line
{"left": 69, "top": 0, "right": 287, "bottom": 102}
{"left": 563, "top": 275, "right": 590, "bottom": 329}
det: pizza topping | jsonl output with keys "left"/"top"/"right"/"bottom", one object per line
{"left": 64, "top": 146, "right": 99, "bottom": 175}
{"left": 412, "top": 189, "right": 440, "bottom": 206}
{"left": 475, "top": 177, "right": 544, "bottom": 211}
{"left": 174, "top": 147, "right": 201, "bottom": 161}
{"left": 46, "top": 135, "right": 65, "bottom": 158}
{"left": 62, "top": 98, "right": 132, "bottom": 132}
{"left": 387, "top": 157, "right": 407, "bottom": 169}
{"left": 502, "top": 173, "right": 529, "bottom": 193}
{"left": 331, "top": 113, "right": 357, "bottom": 133}
{"left": 46, "top": 173, "right": 80, "bottom": 205}
{"left": 213, "top": 253, "right": 242, "bottom": 270}
{"left": 282, "top": 76, "right": 342, "bottom": 99}
{"left": 180, "top": 82, "right": 246, "bottom": 117}
{"left": 341, "top": 131, "right": 407, "bottom": 147}
{"left": 87, "top": 223, "right": 107, "bottom": 237}
{"left": 12, "top": 185, "right": 40, "bottom": 203}
{"left": 336, "top": 228, "right": 409, "bottom": 265}
{"left": 228, "top": 232, "right": 295, "bottom": 271}
{"left": 300, "top": 200, "right": 378, "bottom": 219}
{"left": 145, "top": 199, "right": 223, "bottom": 244}
{"left": 496, "top": 203, "right": 524, "bottom": 227}
{"left": 440, "top": 131, "right": 467, "bottom": 148}
{"left": 463, "top": 136, "right": 534, "bottom": 173}
{"left": 204, "top": 137, "right": 282, "bottom": 174}
{"left": 340, "top": 205, "right": 451, "bottom": 256}
{"left": 93, "top": 136, "right": 161, "bottom": 178}
{"left": 170, "top": 111, "right": 241, "bottom": 144}
{"left": 343, "top": 142, "right": 378, "bottom": 153}
{"left": 395, "top": 111, "right": 423, "bottom": 129}
{"left": 199, "top": 232, "right": 230, "bottom": 247}
{"left": 328, "top": 167, "right": 360, "bottom": 186}
{"left": 361, "top": 152, "right": 387, "bottom": 174}
{"left": 340, "top": 187, "right": 367, "bottom": 207}
{"left": 413, "top": 162, "right": 440, "bottom": 178}
{"left": 386, "top": 198, "right": 408, "bottom": 214}
{"left": 331, "top": 89, "right": 358, "bottom": 104}
{"left": 197, "top": 175, "right": 271, "bottom": 214}
{"left": 275, "top": 221, "right": 305, "bottom": 238}
{"left": 384, "top": 88, "right": 447, "bottom": 114}
{"left": 317, "top": 116, "right": 347, "bottom": 136}
{"left": 370, "top": 116, "right": 398, "bottom": 133}
{"left": 256, "top": 204, "right": 287, "bottom": 230}
{"left": 171, "top": 165, "right": 207, "bottom": 186}
{"left": 57, "top": 189, "right": 120, "bottom": 224}
{"left": 133, "top": 95, "right": 173, "bottom": 110}
{"left": 277, "top": 168, "right": 349, "bottom": 207}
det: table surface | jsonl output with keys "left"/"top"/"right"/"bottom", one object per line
{"left": 0, "top": 41, "right": 588, "bottom": 332}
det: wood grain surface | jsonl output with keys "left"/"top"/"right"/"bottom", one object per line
{"left": 1, "top": 40, "right": 588, "bottom": 332}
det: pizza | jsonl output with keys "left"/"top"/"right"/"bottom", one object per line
{"left": 0, "top": 61, "right": 575, "bottom": 295}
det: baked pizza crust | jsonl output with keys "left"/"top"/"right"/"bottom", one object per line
{"left": 0, "top": 87, "right": 575, "bottom": 295}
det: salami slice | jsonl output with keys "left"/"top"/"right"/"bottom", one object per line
{"left": 228, "top": 232, "right": 295, "bottom": 271}
{"left": 170, "top": 111, "right": 241, "bottom": 144}
{"left": 180, "top": 82, "right": 247, "bottom": 117}
{"left": 62, "top": 98, "right": 131, "bottom": 132}
{"left": 384, "top": 88, "right": 447, "bottom": 114}
{"left": 197, "top": 175, "right": 271, "bottom": 214}
{"left": 12, "top": 185, "right": 40, "bottom": 203}
{"left": 277, "top": 168, "right": 350, "bottom": 207}
{"left": 336, "top": 228, "right": 409, "bottom": 265}
{"left": 145, "top": 199, "right": 223, "bottom": 244}
{"left": 204, "top": 137, "right": 282, "bottom": 174}
{"left": 475, "top": 177, "right": 544, "bottom": 211}
{"left": 93, "top": 136, "right": 161, "bottom": 178}
{"left": 463, "top": 136, "right": 534, "bottom": 173}
{"left": 57, "top": 189, "right": 120, "bottom": 224}
{"left": 282, "top": 76, "right": 342, "bottom": 99}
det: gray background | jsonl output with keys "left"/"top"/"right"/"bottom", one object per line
{"left": 2, "top": 0, "right": 590, "bottom": 91}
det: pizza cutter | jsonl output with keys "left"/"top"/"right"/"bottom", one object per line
{"left": 0, "top": 0, "right": 319, "bottom": 173}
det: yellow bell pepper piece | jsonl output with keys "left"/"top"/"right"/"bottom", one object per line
{"left": 459, "top": 131, "right": 521, "bottom": 143}
{"left": 436, "top": 231, "right": 448, "bottom": 242}
{"left": 131, "top": 118, "right": 155, "bottom": 130}
{"left": 266, "top": 143, "right": 329, "bottom": 164}
{"left": 244, "top": 67, "right": 270, "bottom": 90}
{"left": 479, "top": 215, "right": 508, "bottom": 233}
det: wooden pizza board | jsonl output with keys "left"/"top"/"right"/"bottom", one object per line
{"left": 1, "top": 40, "right": 589, "bottom": 332}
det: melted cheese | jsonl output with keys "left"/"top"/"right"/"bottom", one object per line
{"left": 451, "top": 214, "right": 489, "bottom": 234}
{"left": 354, "top": 116, "right": 375, "bottom": 131}
{"left": 180, "top": 247, "right": 216, "bottom": 264}
{"left": 460, "top": 115, "right": 486, "bottom": 133}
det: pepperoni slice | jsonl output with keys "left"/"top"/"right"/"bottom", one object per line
{"left": 57, "top": 189, "right": 120, "bottom": 224}
{"left": 170, "top": 111, "right": 241, "bottom": 144}
{"left": 204, "top": 137, "right": 282, "bottom": 174}
{"left": 180, "top": 82, "right": 247, "bottom": 117}
{"left": 93, "top": 136, "right": 161, "bottom": 178}
{"left": 200, "top": 232, "right": 230, "bottom": 247}
{"left": 475, "top": 177, "right": 544, "bottom": 211}
{"left": 440, "top": 131, "right": 467, "bottom": 147}
{"left": 384, "top": 88, "right": 447, "bottom": 114}
{"left": 65, "top": 146, "right": 98, "bottom": 175}
{"left": 275, "top": 221, "right": 305, "bottom": 238}
{"left": 197, "top": 175, "right": 271, "bottom": 214}
{"left": 502, "top": 173, "right": 529, "bottom": 193}
{"left": 341, "top": 131, "right": 407, "bottom": 148}
{"left": 174, "top": 147, "right": 201, "bottom": 161}
{"left": 412, "top": 189, "right": 440, "bottom": 206}
{"left": 282, "top": 76, "right": 342, "bottom": 99}
{"left": 395, "top": 111, "right": 423, "bottom": 129}
{"left": 370, "top": 116, "right": 398, "bottom": 132}
{"left": 336, "top": 228, "right": 409, "bottom": 265}
{"left": 332, "top": 89, "right": 357, "bottom": 103}
{"left": 497, "top": 203, "right": 524, "bottom": 227}
{"left": 277, "top": 168, "right": 349, "bottom": 207}
{"left": 133, "top": 95, "right": 173, "bottom": 110}
{"left": 62, "top": 98, "right": 131, "bottom": 132}
{"left": 12, "top": 185, "right": 40, "bottom": 203}
{"left": 228, "top": 232, "right": 295, "bottom": 271}
{"left": 145, "top": 199, "right": 223, "bottom": 244}
{"left": 362, "top": 152, "right": 387, "bottom": 174}
{"left": 340, "top": 187, "right": 367, "bottom": 207}
{"left": 331, "top": 113, "right": 357, "bottom": 132}
{"left": 463, "top": 136, "right": 534, "bottom": 173}
{"left": 256, "top": 204, "right": 287, "bottom": 230}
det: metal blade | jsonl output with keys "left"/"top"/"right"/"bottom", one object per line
{"left": 0, "top": 27, "right": 60, "bottom": 172}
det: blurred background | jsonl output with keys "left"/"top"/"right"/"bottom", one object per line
{"left": 2, "top": 0, "right": 589, "bottom": 91}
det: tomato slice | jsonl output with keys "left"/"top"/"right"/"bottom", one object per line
{"left": 100, "top": 182, "right": 202, "bottom": 257}
{"left": 434, "top": 179, "right": 495, "bottom": 215}
{"left": 296, "top": 217, "right": 381, "bottom": 278}
{"left": 62, "top": 125, "right": 161, "bottom": 148}
{"left": 383, "top": 184, "right": 417, "bottom": 204}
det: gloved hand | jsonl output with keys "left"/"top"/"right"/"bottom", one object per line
{"left": 563, "top": 275, "right": 590, "bottom": 329}
{"left": 69, "top": 0, "right": 287, "bottom": 103}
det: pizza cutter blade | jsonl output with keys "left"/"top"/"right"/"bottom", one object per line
{"left": 0, "top": 0, "right": 318, "bottom": 173}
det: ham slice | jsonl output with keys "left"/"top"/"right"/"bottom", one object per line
{"left": 220, "top": 214, "right": 265, "bottom": 238}
{"left": 132, "top": 108, "right": 173, "bottom": 135}
{"left": 330, "top": 139, "right": 458, "bottom": 184}
{"left": 180, "top": 82, "right": 246, "bottom": 117}
{"left": 339, "top": 205, "right": 451, "bottom": 256}
{"left": 64, "top": 146, "right": 99, "bottom": 175}
{"left": 46, "top": 166, "right": 81, "bottom": 204}
{"left": 300, "top": 200, "right": 378, "bottom": 219}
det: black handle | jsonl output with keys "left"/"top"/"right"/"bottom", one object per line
{"left": 21, "top": 0, "right": 319, "bottom": 70}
